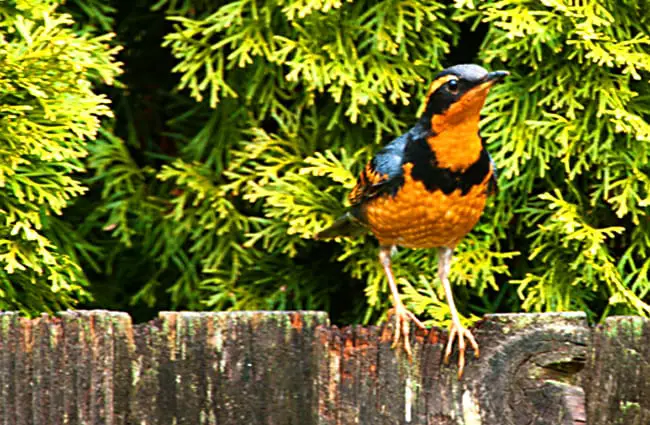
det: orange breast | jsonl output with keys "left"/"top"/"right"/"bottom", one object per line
{"left": 363, "top": 164, "right": 491, "bottom": 249}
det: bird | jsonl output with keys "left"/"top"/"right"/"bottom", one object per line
{"left": 315, "top": 64, "right": 508, "bottom": 379}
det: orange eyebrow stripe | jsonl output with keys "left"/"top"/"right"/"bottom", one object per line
{"left": 423, "top": 75, "right": 456, "bottom": 105}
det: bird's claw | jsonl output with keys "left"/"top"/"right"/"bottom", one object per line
{"left": 443, "top": 321, "right": 479, "bottom": 379}
{"left": 388, "top": 304, "right": 426, "bottom": 360}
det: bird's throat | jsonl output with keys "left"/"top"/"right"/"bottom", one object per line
{"left": 426, "top": 118, "right": 483, "bottom": 172}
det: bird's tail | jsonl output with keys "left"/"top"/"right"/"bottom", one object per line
{"left": 315, "top": 211, "right": 367, "bottom": 240}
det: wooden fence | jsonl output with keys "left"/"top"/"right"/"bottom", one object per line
{"left": 0, "top": 310, "right": 648, "bottom": 424}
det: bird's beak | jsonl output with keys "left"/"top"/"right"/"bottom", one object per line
{"left": 485, "top": 70, "right": 509, "bottom": 84}
{"left": 467, "top": 70, "right": 509, "bottom": 93}
{"left": 450, "top": 69, "right": 509, "bottom": 120}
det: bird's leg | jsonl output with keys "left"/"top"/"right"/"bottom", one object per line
{"left": 379, "top": 246, "right": 426, "bottom": 359}
{"left": 438, "top": 247, "right": 479, "bottom": 379}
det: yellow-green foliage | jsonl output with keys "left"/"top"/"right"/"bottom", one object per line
{"left": 467, "top": 0, "right": 650, "bottom": 320}
{"left": 146, "top": 0, "right": 650, "bottom": 323}
{"left": 0, "top": 1, "right": 121, "bottom": 313}
{"left": 7, "top": 0, "right": 650, "bottom": 325}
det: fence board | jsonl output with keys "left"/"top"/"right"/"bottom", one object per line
{"left": 0, "top": 310, "right": 648, "bottom": 424}
{"left": 587, "top": 316, "right": 650, "bottom": 425}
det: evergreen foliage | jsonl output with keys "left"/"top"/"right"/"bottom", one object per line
{"left": 6, "top": 0, "right": 650, "bottom": 326}
{"left": 0, "top": 0, "right": 121, "bottom": 313}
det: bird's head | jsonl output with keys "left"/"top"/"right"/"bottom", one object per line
{"left": 421, "top": 64, "right": 509, "bottom": 133}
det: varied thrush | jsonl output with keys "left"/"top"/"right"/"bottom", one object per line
{"left": 316, "top": 64, "right": 509, "bottom": 378}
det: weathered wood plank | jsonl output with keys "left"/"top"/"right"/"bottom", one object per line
{"left": 0, "top": 313, "right": 18, "bottom": 425}
{"left": 129, "top": 311, "right": 329, "bottom": 425}
{"left": 476, "top": 312, "right": 589, "bottom": 425}
{"left": 587, "top": 316, "right": 650, "bottom": 425}
{"left": 0, "top": 311, "right": 133, "bottom": 425}
{"left": 318, "top": 313, "right": 590, "bottom": 424}
{"left": 58, "top": 311, "right": 132, "bottom": 425}
{"left": 0, "top": 310, "right": 649, "bottom": 424}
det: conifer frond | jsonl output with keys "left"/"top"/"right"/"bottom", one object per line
{"left": 13, "top": 0, "right": 649, "bottom": 326}
{"left": 0, "top": 1, "right": 121, "bottom": 313}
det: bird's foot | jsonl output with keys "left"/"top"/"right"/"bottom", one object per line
{"left": 443, "top": 320, "right": 479, "bottom": 379}
{"left": 387, "top": 304, "right": 426, "bottom": 360}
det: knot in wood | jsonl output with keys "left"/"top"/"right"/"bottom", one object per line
{"left": 474, "top": 312, "right": 589, "bottom": 425}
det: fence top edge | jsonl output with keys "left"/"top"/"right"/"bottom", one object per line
{"left": 484, "top": 312, "right": 587, "bottom": 319}
{"left": 2, "top": 311, "right": 648, "bottom": 329}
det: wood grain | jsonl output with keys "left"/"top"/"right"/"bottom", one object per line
{"left": 0, "top": 310, "right": 647, "bottom": 424}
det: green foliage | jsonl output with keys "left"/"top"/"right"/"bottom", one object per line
{"left": 0, "top": 0, "right": 121, "bottom": 313}
{"left": 148, "top": 0, "right": 650, "bottom": 324}
{"left": 149, "top": 0, "right": 470, "bottom": 322}
{"left": 460, "top": 0, "right": 650, "bottom": 319}
{"left": 7, "top": 0, "right": 650, "bottom": 326}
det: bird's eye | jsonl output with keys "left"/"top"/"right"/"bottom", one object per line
{"left": 447, "top": 79, "right": 459, "bottom": 93}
